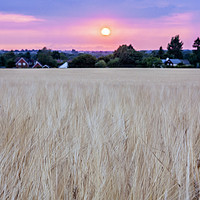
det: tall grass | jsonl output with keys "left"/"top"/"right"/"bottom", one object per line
{"left": 0, "top": 69, "right": 200, "bottom": 199}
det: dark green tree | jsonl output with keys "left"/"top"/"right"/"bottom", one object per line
{"left": 37, "top": 47, "right": 57, "bottom": 67}
{"left": 0, "top": 55, "right": 5, "bottom": 66}
{"left": 4, "top": 50, "right": 16, "bottom": 61}
{"left": 6, "top": 59, "right": 16, "bottom": 68}
{"left": 114, "top": 44, "right": 134, "bottom": 58}
{"left": 23, "top": 52, "right": 31, "bottom": 61}
{"left": 52, "top": 51, "right": 61, "bottom": 59}
{"left": 150, "top": 50, "right": 157, "bottom": 57}
{"left": 95, "top": 60, "right": 107, "bottom": 68}
{"left": 3, "top": 51, "right": 16, "bottom": 68}
{"left": 60, "top": 53, "right": 68, "bottom": 61}
{"left": 192, "top": 37, "right": 200, "bottom": 66}
{"left": 142, "top": 57, "right": 162, "bottom": 68}
{"left": 114, "top": 44, "right": 143, "bottom": 67}
{"left": 97, "top": 54, "right": 113, "bottom": 63}
{"left": 107, "top": 58, "right": 120, "bottom": 68}
{"left": 69, "top": 54, "right": 96, "bottom": 68}
{"left": 193, "top": 37, "right": 200, "bottom": 50}
{"left": 157, "top": 46, "right": 165, "bottom": 59}
{"left": 167, "top": 35, "right": 183, "bottom": 59}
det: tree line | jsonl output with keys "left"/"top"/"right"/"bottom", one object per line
{"left": 0, "top": 47, "right": 69, "bottom": 68}
{"left": 0, "top": 35, "right": 200, "bottom": 68}
{"left": 69, "top": 36, "right": 200, "bottom": 68}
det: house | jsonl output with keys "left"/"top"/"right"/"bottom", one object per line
{"left": 162, "top": 58, "right": 190, "bottom": 66}
{"left": 16, "top": 58, "right": 29, "bottom": 68}
{"left": 32, "top": 62, "right": 50, "bottom": 68}
{"left": 59, "top": 62, "right": 68, "bottom": 69}
{"left": 32, "top": 61, "right": 42, "bottom": 68}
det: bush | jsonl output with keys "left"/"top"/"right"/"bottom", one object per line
{"left": 107, "top": 58, "right": 120, "bottom": 68}
{"left": 142, "top": 57, "right": 162, "bottom": 68}
{"left": 69, "top": 54, "right": 97, "bottom": 68}
{"left": 97, "top": 54, "right": 113, "bottom": 63}
{"left": 6, "top": 59, "right": 15, "bottom": 68}
{"left": 95, "top": 60, "right": 107, "bottom": 68}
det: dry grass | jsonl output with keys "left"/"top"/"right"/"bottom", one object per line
{"left": 0, "top": 69, "right": 200, "bottom": 199}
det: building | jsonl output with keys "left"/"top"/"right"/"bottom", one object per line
{"left": 162, "top": 58, "right": 190, "bottom": 66}
{"left": 32, "top": 61, "right": 42, "bottom": 68}
{"left": 16, "top": 58, "right": 29, "bottom": 68}
{"left": 59, "top": 62, "right": 68, "bottom": 69}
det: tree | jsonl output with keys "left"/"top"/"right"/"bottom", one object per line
{"left": 97, "top": 54, "right": 113, "bottom": 63}
{"left": 107, "top": 58, "right": 120, "bottom": 68}
{"left": 114, "top": 44, "right": 143, "bottom": 67}
{"left": 69, "top": 54, "right": 96, "bottom": 68}
{"left": 23, "top": 52, "right": 31, "bottom": 61}
{"left": 52, "top": 51, "right": 60, "bottom": 59}
{"left": 95, "top": 60, "right": 107, "bottom": 68}
{"left": 167, "top": 35, "right": 183, "bottom": 59}
{"left": 3, "top": 51, "right": 16, "bottom": 68}
{"left": 4, "top": 50, "right": 15, "bottom": 61}
{"left": 157, "top": 46, "right": 165, "bottom": 59}
{"left": 114, "top": 44, "right": 134, "bottom": 58}
{"left": 6, "top": 59, "right": 15, "bottom": 68}
{"left": 37, "top": 47, "right": 57, "bottom": 67}
{"left": 150, "top": 50, "right": 157, "bottom": 57}
{"left": 0, "top": 55, "right": 5, "bottom": 66}
{"left": 142, "top": 57, "right": 162, "bottom": 68}
{"left": 193, "top": 37, "right": 200, "bottom": 50}
{"left": 192, "top": 37, "right": 200, "bottom": 66}
{"left": 60, "top": 53, "right": 68, "bottom": 61}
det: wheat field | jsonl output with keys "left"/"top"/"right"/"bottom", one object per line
{"left": 0, "top": 69, "right": 200, "bottom": 200}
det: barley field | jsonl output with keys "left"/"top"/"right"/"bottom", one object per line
{"left": 0, "top": 69, "right": 200, "bottom": 200}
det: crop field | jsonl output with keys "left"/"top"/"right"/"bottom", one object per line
{"left": 0, "top": 69, "right": 200, "bottom": 199}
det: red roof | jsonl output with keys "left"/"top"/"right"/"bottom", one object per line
{"left": 16, "top": 57, "right": 29, "bottom": 65}
{"left": 33, "top": 61, "right": 42, "bottom": 68}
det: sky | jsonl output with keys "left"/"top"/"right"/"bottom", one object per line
{"left": 0, "top": 0, "right": 200, "bottom": 51}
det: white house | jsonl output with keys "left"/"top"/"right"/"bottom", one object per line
{"left": 162, "top": 58, "right": 190, "bottom": 66}
{"left": 59, "top": 62, "right": 68, "bottom": 69}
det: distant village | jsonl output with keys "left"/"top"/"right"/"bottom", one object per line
{"left": 0, "top": 48, "right": 113, "bottom": 69}
{"left": 0, "top": 35, "right": 200, "bottom": 68}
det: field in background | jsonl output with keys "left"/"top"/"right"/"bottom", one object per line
{"left": 0, "top": 69, "right": 200, "bottom": 199}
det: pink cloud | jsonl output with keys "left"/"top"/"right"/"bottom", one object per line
{"left": 0, "top": 12, "right": 199, "bottom": 50}
{"left": 160, "top": 12, "right": 194, "bottom": 26}
{"left": 0, "top": 12, "right": 44, "bottom": 23}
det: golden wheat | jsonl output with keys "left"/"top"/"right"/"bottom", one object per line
{"left": 0, "top": 69, "right": 200, "bottom": 199}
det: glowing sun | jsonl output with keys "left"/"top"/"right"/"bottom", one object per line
{"left": 101, "top": 27, "right": 111, "bottom": 36}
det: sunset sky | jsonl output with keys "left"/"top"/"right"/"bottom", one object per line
{"left": 0, "top": 0, "right": 199, "bottom": 51}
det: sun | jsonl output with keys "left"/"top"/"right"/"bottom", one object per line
{"left": 101, "top": 27, "right": 111, "bottom": 36}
